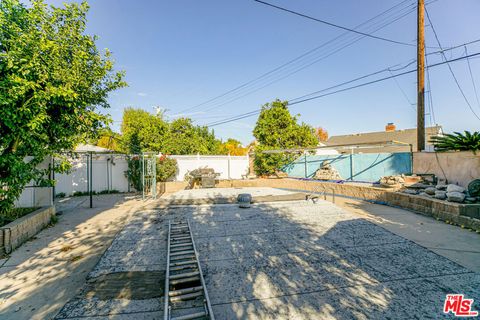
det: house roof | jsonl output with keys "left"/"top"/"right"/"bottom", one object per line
{"left": 325, "top": 126, "right": 443, "bottom": 153}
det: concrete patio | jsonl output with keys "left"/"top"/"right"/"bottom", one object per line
{"left": 54, "top": 188, "right": 479, "bottom": 319}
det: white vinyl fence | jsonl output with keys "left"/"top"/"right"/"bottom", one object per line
{"left": 169, "top": 154, "right": 250, "bottom": 181}
{"left": 15, "top": 153, "right": 250, "bottom": 207}
{"left": 54, "top": 154, "right": 130, "bottom": 196}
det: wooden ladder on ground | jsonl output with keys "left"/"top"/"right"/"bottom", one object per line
{"left": 164, "top": 219, "right": 215, "bottom": 320}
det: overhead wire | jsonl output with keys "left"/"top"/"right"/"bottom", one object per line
{"left": 205, "top": 50, "right": 480, "bottom": 127}
{"left": 425, "top": 52, "right": 437, "bottom": 125}
{"left": 253, "top": 0, "right": 416, "bottom": 47}
{"left": 184, "top": 0, "right": 448, "bottom": 118}
{"left": 425, "top": 7, "right": 480, "bottom": 121}
{"left": 176, "top": 0, "right": 416, "bottom": 115}
{"left": 465, "top": 46, "right": 480, "bottom": 110}
{"left": 191, "top": 2, "right": 419, "bottom": 115}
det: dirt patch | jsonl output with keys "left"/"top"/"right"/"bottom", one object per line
{"left": 83, "top": 271, "right": 165, "bottom": 300}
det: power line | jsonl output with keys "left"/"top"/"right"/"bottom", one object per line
{"left": 465, "top": 46, "right": 480, "bottom": 110}
{"left": 425, "top": 53, "right": 437, "bottom": 125}
{"left": 206, "top": 51, "right": 480, "bottom": 127}
{"left": 388, "top": 68, "right": 416, "bottom": 108}
{"left": 191, "top": 3, "right": 420, "bottom": 115}
{"left": 425, "top": 7, "right": 480, "bottom": 121}
{"left": 253, "top": 0, "right": 416, "bottom": 47}
{"left": 182, "top": 0, "right": 448, "bottom": 117}
{"left": 176, "top": 0, "right": 416, "bottom": 115}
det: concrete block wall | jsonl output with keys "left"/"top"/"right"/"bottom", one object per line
{"left": 0, "top": 206, "right": 55, "bottom": 255}
{"left": 386, "top": 192, "right": 480, "bottom": 231}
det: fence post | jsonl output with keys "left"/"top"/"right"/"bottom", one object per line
{"left": 89, "top": 152, "right": 93, "bottom": 208}
{"left": 304, "top": 153, "right": 308, "bottom": 178}
{"left": 228, "top": 153, "right": 231, "bottom": 180}
{"left": 349, "top": 148, "right": 354, "bottom": 181}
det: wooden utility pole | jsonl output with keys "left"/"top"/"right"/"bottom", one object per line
{"left": 417, "top": 0, "right": 425, "bottom": 151}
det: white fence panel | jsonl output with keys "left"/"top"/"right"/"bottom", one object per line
{"left": 54, "top": 155, "right": 130, "bottom": 196}
{"left": 170, "top": 155, "right": 249, "bottom": 181}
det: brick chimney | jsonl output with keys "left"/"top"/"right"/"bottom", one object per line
{"left": 385, "top": 122, "right": 396, "bottom": 132}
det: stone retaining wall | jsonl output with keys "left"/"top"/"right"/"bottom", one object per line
{"left": 0, "top": 206, "right": 55, "bottom": 256}
{"left": 159, "top": 178, "right": 394, "bottom": 202}
{"left": 386, "top": 192, "right": 480, "bottom": 231}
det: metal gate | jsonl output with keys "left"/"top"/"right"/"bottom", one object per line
{"left": 142, "top": 152, "right": 157, "bottom": 200}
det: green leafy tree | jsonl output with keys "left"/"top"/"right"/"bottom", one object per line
{"left": 430, "top": 131, "right": 480, "bottom": 154}
{"left": 163, "top": 118, "right": 221, "bottom": 155}
{"left": 0, "top": 0, "right": 126, "bottom": 213}
{"left": 121, "top": 108, "right": 168, "bottom": 153}
{"left": 253, "top": 100, "right": 318, "bottom": 175}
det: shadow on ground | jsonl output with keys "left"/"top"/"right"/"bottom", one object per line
{"left": 0, "top": 194, "right": 143, "bottom": 320}
{"left": 52, "top": 195, "right": 480, "bottom": 319}
{"left": 163, "top": 200, "right": 480, "bottom": 319}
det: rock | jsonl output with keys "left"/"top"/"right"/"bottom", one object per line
{"left": 436, "top": 184, "right": 447, "bottom": 190}
{"left": 404, "top": 189, "right": 418, "bottom": 195}
{"left": 465, "top": 197, "right": 477, "bottom": 203}
{"left": 467, "top": 179, "right": 480, "bottom": 197}
{"left": 446, "top": 184, "right": 466, "bottom": 193}
{"left": 435, "top": 190, "right": 447, "bottom": 200}
{"left": 425, "top": 187, "right": 436, "bottom": 195}
{"left": 446, "top": 191, "right": 465, "bottom": 203}
{"left": 419, "top": 192, "right": 431, "bottom": 198}
{"left": 314, "top": 161, "right": 342, "bottom": 181}
{"left": 409, "top": 183, "right": 431, "bottom": 189}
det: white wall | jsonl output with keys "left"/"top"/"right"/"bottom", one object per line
{"left": 170, "top": 155, "right": 250, "bottom": 181}
{"left": 54, "top": 154, "right": 130, "bottom": 196}
{"left": 15, "top": 157, "right": 53, "bottom": 208}
{"left": 15, "top": 153, "right": 249, "bottom": 207}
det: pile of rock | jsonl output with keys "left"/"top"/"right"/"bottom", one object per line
{"left": 402, "top": 183, "right": 480, "bottom": 204}
{"left": 314, "top": 161, "right": 342, "bottom": 181}
{"left": 380, "top": 175, "right": 405, "bottom": 188}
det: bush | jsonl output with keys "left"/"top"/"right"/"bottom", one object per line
{"left": 98, "top": 189, "right": 119, "bottom": 194}
{"left": 56, "top": 192, "right": 66, "bottom": 198}
{"left": 125, "top": 155, "right": 177, "bottom": 191}
{"left": 125, "top": 156, "right": 142, "bottom": 191}
{"left": 157, "top": 156, "right": 177, "bottom": 182}
{"left": 0, "top": 207, "right": 37, "bottom": 228}
{"left": 73, "top": 191, "right": 96, "bottom": 197}
{"left": 430, "top": 131, "right": 480, "bottom": 154}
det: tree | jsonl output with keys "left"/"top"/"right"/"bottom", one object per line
{"left": 252, "top": 100, "right": 318, "bottom": 175}
{"left": 121, "top": 109, "right": 223, "bottom": 155}
{"left": 121, "top": 108, "right": 168, "bottom": 154}
{"left": 163, "top": 118, "right": 222, "bottom": 155}
{"left": 315, "top": 127, "right": 329, "bottom": 142}
{"left": 219, "top": 138, "right": 248, "bottom": 156}
{"left": 430, "top": 131, "right": 480, "bottom": 154}
{"left": 0, "top": 0, "right": 126, "bottom": 213}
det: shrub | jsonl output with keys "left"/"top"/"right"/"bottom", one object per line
{"left": 98, "top": 189, "right": 119, "bottom": 194}
{"left": 125, "top": 156, "right": 142, "bottom": 191}
{"left": 430, "top": 131, "right": 480, "bottom": 154}
{"left": 56, "top": 192, "right": 66, "bottom": 198}
{"left": 157, "top": 156, "right": 177, "bottom": 182}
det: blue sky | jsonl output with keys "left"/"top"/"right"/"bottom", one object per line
{"left": 45, "top": 0, "right": 480, "bottom": 144}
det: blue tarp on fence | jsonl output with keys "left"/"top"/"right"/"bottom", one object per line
{"left": 283, "top": 152, "right": 412, "bottom": 182}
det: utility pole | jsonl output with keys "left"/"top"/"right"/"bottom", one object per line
{"left": 417, "top": 0, "right": 425, "bottom": 151}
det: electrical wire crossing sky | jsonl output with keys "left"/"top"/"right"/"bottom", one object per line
{"left": 43, "top": 0, "right": 480, "bottom": 144}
